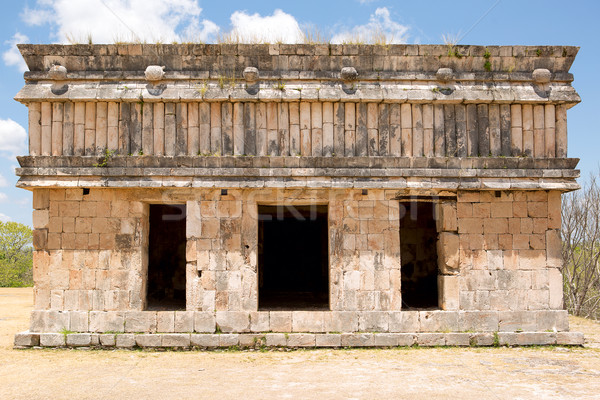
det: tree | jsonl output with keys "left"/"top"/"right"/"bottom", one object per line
{"left": 561, "top": 173, "right": 600, "bottom": 319}
{"left": 0, "top": 221, "right": 33, "bottom": 287}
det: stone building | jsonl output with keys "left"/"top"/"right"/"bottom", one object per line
{"left": 13, "top": 43, "right": 584, "bottom": 348}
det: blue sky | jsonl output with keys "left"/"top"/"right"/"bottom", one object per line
{"left": 0, "top": 0, "right": 598, "bottom": 227}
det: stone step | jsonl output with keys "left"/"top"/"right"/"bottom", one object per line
{"left": 14, "top": 331, "right": 585, "bottom": 349}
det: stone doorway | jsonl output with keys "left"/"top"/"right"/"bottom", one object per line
{"left": 146, "top": 204, "right": 187, "bottom": 310}
{"left": 258, "top": 205, "right": 329, "bottom": 310}
{"left": 399, "top": 201, "right": 439, "bottom": 309}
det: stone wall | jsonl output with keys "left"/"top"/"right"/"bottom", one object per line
{"left": 27, "top": 101, "right": 568, "bottom": 159}
{"left": 31, "top": 187, "right": 562, "bottom": 315}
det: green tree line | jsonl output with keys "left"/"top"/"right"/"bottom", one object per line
{"left": 0, "top": 221, "right": 33, "bottom": 287}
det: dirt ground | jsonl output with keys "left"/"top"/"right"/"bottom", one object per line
{"left": 1, "top": 288, "right": 600, "bottom": 400}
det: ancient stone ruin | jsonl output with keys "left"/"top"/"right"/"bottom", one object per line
{"left": 13, "top": 43, "right": 584, "bottom": 348}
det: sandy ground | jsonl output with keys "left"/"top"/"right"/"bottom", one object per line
{"left": 1, "top": 288, "right": 600, "bottom": 400}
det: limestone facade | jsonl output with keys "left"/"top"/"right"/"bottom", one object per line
{"left": 13, "top": 44, "right": 583, "bottom": 346}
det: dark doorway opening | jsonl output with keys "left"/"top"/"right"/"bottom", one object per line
{"left": 147, "top": 204, "right": 187, "bottom": 310}
{"left": 400, "top": 201, "right": 439, "bottom": 309}
{"left": 258, "top": 205, "right": 329, "bottom": 310}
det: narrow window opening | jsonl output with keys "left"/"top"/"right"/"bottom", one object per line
{"left": 146, "top": 204, "right": 187, "bottom": 310}
{"left": 400, "top": 201, "right": 439, "bottom": 309}
{"left": 258, "top": 205, "right": 329, "bottom": 311}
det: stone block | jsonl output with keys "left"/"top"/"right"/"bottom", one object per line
{"left": 269, "top": 311, "right": 292, "bottom": 332}
{"left": 287, "top": 334, "right": 316, "bottom": 347}
{"left": 323, "top": 311, "right": 358, "bottom": 333}
{"left": 459, "top": 311, "right": 498, "bottom": 332}
{"left": 90, "top": 334, "right": 100, "bottom": 346}
{"left": 174, "top": 311, "right": 194, "bottom": 332}
{"left": 162, "top": 333, "right": 191, "bottom": 347}
{"left": 470, "top": 333, "right": 495, "bottom": 346}
{"left": 115, "top": 334, "right": 136, "bottom": 348}
{"left": 29, "top": 310, "right": 47, "bottom": 332}
{"left": 135, "top": 334, "right": 162, "bottom": 347}
{"left": 536, "top": 310, "right": 568, "bottom": 332}
{"left": 125, "top": 311, "right": 157, "bottom": 333}
{"left": 238, "top": 334, "right": 265, "bottom": 348}
{"left": 216, "top": 311, "right": 250, "bottom": 333}
{"left": 556, "top": 332, "right": 584, "bottom": 346}
{"left": 358, "top": 311, "right": 389, "bottom": 332}
{"left": 157, "top": 311, "right": 175, "bottom": 333}
{"left": 396, "top": 333, "right": 416, "bottom": 347}
{"left": 265, "top": 333, "right": 287, "bottom": 347}
{"left": 548, "top": 268, "right": 563, "bottom": 309}
{"left": 416, "top": 333, "right": 445, "bottom": 346}
{"left": 419, "top": 311, "right": 459, "bottom": 332}
{"left": 437, "top": 232, "right": 459, "bottom": 274}
{"left": 218, "top": 334, "right": 239, "bottom": 347}
{"left": 14, "top": 332, "right": 40, "bottom": 347}
{"left": 194, "top": 312, "right": 216, "bottom": 333}
{"left": 40, "top": 333, "right": 65, "bottom": 347}
{"left": 66, "top": 333, "right": 92, "bottom": 347}
{"left": 316, "top": 334, "right": 341, "bottom": 347}
{"left": 191, "top": 334, "right": 219, "bottom": 348}
{"left": 373, "top": 333, "right": 398, "bottom": 347}
{"left": 388, "top": 312, "right": 419, "bottom": 333}
{"left": 341, "top": 333, "right": 375, "bottom": 347}
{"left": 250, "top": 312, "right": 270, "bottom": 332}
{"left": 437, "top": 202, "right": 458, "bottom": 232}
{"left": 70, "top": 311, "right": 89, "bottom": 332}
{"left": 99, "top": 334, "right": 116, "bottom": 346}
{"left": 292, "top": 311, "right": 325, "bottom": 332}
{"left": 445, "top": 333, "right": 470, "bottom": 346}
{"left": 89, "top": 311, "right": 124, "bottom": 333}
{"left": 438, "top": 276, "right": 459, "bottom": 310}
{"left": 498, "top": 311, "right": 537, "bottom": 332}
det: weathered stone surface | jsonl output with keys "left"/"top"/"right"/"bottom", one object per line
{"left": 191, "top": 334, "right": 219, "bottom": 347}
{"left": 14, "top": 332, "right": 40, "bottom": 347}
{"left": 416, "top": 333, "right": 445, "bottom": 346}
{"left": 216, "top": 312, "right": 250, "bottom": 333}
{"left": 269, "top": 312, "right": 292, "bottom": 332}
{"left": 40, "top": 333, "right": 65, "bottom": 347}
{"left": 556, "top": 332, "right": 584, "bottom": 345}
{"left": 125, "top": 311, "right": 157, "bottom": 333}
{"left": 265, "top": 333, "right": 287, "bottom": 347}
{"left": 315, "top": 334, "right": 341, "bottom": 347}
{"left": 135, "top": 334, "right": 162, "bottom": 347}
{"left": 90, "top": 312, "right": 124, "bottom": 333}
{"left": 389, "top": 312, "right": 419, "bottom": 333}
{"left": 162, "top": 333, "right": 191, "bottom": 347}
{"left": 218, "top": 334, "right": 239, "bottom": 347}
{"left": 66, "top": 333, "right": 92, "bottom": 346}
{"left": 437, "top": 232, "right": 460, "bottom": 274}
{"left": 287, "top": 333, "right": 316, "bottom": 347}
{"left": 341, "top": 333, "right": 375, "bottom": 347}
{"left": 115, "top": 334, "right": 136, "bottom": 348}
{"left": 99, "top": 334, "right": 116, "bottom": 346}
{"left": 445, "top": 333, "right": 470, "bottom": 346}
{"left": 373, "top": 333, "right": 398, "bottom": 347}
{"left": 194, "top": 312, "right": 216, "bottom": 333}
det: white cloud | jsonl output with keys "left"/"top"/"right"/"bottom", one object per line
{"left": 0, "top": 213, "right": 11, "bottom": 222}
{"left": 358, "top": 0, "right": 377, "bottom": 3}
{"left": 331, "top": 7, "right": 409, "bottom": 44}
{"left": 0, "top": 173, "right": 8, "bottom": 187}
{"left": 0, "top": 193, "right": 8, "bottom": 202}
{"left": 3, "top": 32, "right": 29, "bottom": 72}
{"left": 0, "top": 119, "right": 27, "bottom": 158}
{"left": 22, "top": 0, "right": 219, "bottom": 43}
{"left": 229, "top": 9, "right": 303, "bottom": 43}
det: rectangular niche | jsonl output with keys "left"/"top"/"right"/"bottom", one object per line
{"left": 258, "top": 204, "right": 329, "bottom": 311}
